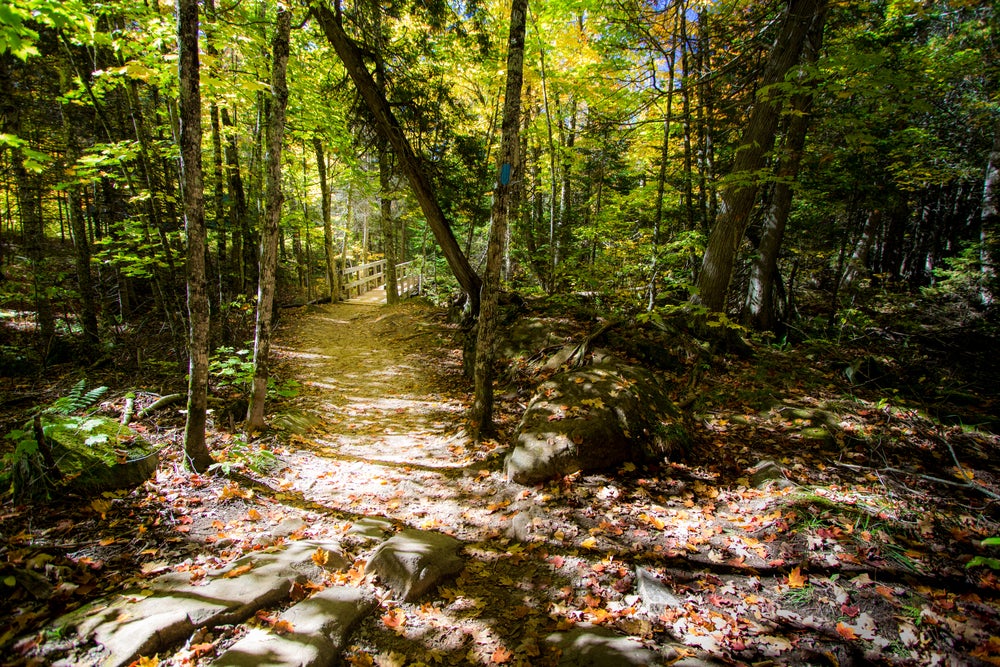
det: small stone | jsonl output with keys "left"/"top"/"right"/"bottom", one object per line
{"left": 748, "top": 460, "right": 785, "bottom": 488}
{"left": 635, "top": 567, "right": 682, "bottom": 614}
{"left": 544, "top": 623, "right": 660, "bottom": 666}
{"left": 347, "top": 517, "right": 394, "bottom": 541}
{"left": 366, "top": 529, "right": 464, "bottom": 601}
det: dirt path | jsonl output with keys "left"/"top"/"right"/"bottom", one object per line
{"left": 271, "top": 301, "right": 512, "bottom": 540}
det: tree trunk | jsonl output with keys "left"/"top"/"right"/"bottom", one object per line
{"left": 744, "top": 13, "right": 825, "bottom": 331}
{"left": 693, "top": 0, "right": 828, "bottom": 313}
{"left": 314, "top": 137, "right": 339, "bottom": 300}
{"left": 178, "top": 0, "right": 215, "bottom": 472}
{"left": 311, "top": 4, "right": 481, "bottom": 312}
{"left": 247, "top": 6, "right": 291, "bottom": 431}
{"left": 470, "top": 0, "right": 528, "bottom": 439}
{"left": 981, "top": 120, "right": 1000, "bottom": 307}
{"left": 378, "top": 136, "right": 400, "bottom": 304}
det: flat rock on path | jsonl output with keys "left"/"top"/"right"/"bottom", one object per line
{"left": 49, "top": 541, "right": 348, "bottom": 667}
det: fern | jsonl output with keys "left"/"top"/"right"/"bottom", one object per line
{"left": 47, "top": 379, "right": 108, "bottom": 415}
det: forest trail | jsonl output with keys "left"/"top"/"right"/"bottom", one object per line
{"left": 271, "top": 300, "right": 510, "bottom": 541}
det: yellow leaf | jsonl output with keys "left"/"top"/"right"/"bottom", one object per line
{"left": 135, "top": 656, "right": 159, "bottom": 667}
{"left": 91, "top": 499, "right": 112, "bottom": 517}
{"left": 247, "top": 508, "right": 262, "bottom": 521}
{"left": 580, "top": 537, "right": 598, "bottom": 550}
{"left": 787, "top": 567, "right": 807, "bottom": 588}
{"left": 312, "top": 547, "right": 330, "bottom": 567}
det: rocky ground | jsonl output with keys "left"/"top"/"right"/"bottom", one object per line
{"left": 3, "top": 298, "right": 1000, "bottom": 666}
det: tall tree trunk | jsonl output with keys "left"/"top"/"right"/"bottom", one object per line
{"left": 470, "top": 0, "right": 528, "bottom": 439}
{"left": 314, "top": 137, "right": 339, "bottom": 300}
{"left": 221, "top": 107, "right": 252, "bottom": 296}
{"left": 57, "top": 64, "right": 99, "bottom": 348}
{"left": 0, "top": 58, "right": 55, "bottom": 351}
{"left": 247, "top": 6, "right": 291, "bottom": 431}
{"left": 980, "top": 120, "right": 1000, "bottom": 307}
{"left": 378, "top": 136, "right": 399, "bottom": 304}
{"left": 311, "top": 4, "right": 481, "bottom": 313}
{"left": 178, "top": 0, "right": 215, "bottom": 472}
{"left": 693, "top": 0, "right": 828, "bottom": 313}
{"left": 744, "top": 13, "right": 825, "bottom": 331}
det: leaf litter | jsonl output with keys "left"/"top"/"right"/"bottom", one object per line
{"left": 1, "top": 300, "right": 999, "bottom": 666}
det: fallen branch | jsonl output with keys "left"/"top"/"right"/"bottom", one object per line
{"left": 137, "top": 393, "right": 184, "bottom": 419}
{"left": 832, "top": 461, "right": 1000, "bottom": 502}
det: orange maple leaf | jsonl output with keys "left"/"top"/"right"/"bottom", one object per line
{"left": 272, "top": 619, "right": 294, "bottom": 635}
{"left": 490, "top": 646, "right": 513, "bottom": 664}
{"left": 836, "top": 622, "right": 858, "bottom": 640}
{"left": 381, "top": 607, "right": 406, "bottom": 630}
{"left": 224, "top": 563, "right": 253, "bottom": 579}
{"left": 787, "top": 566, "right": 807, "bottom": 588}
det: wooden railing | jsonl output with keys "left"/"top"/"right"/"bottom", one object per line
{"left": 340, "top": 259, "right": 421, "bottom": 300}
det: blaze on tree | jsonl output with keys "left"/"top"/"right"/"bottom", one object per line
{"left": 470, "top": 0, "right": 529, "bottom": 439}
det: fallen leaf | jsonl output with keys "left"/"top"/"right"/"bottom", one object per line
{"left": 224, "top": 564, "right": 253, "bottom": 579}
{"left": 312, "top": 547, "right": 330, "bottom": 567}
{"left": 836, "top": 622, "right": 858, "bottom": 640}
{"left": 381, "top": 607, "right": 406, "bottom": 630}
{"left": 272, "top": 619, "right": 294, "bottom": 635}
{"left": 490, "top": 646, "right": 513, "bottom": 663}
{"left": 787, "top": 567, "right": 807, "bottom": 588}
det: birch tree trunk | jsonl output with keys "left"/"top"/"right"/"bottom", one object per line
{"left": 247, "top": 6, "right": 291, "bottom": 431}
{"left": 178, "top": 0, "right": 215, "bottom": 471}
{"left": 693, "top": 0, "right": 828, "bottom": 313}
{"left": 470, "top": 0, "right": 528, "bottom": 439}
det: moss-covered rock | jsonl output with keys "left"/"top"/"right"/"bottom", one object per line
{"left": 44, "top": 415, "right": 159, "bottom": 495}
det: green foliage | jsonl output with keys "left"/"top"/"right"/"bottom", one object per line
{"left": 209, "top": 346, "right": 300, "bottom": 400}
{"left": 966, "top": 537, "right": 1000, "bottom": 570}
{"left": 1, "top": 379, "right": 109, "bottom": 500}
{"left": 208, "top": 437, "right": 280, "bottom": 476}
{"left": 48, "top": 379, "right": 108, "bottom": 416}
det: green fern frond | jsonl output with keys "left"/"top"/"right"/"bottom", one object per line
{"left": 47, "top": 380, "right": 108, "bottom": 415}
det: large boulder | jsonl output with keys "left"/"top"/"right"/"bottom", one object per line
{"left": 504, "top": 357, "right": 684, "bottom": 484}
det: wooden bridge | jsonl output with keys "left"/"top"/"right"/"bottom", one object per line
{"left": 341, "top": 259, "right": 421, "bottom": 304}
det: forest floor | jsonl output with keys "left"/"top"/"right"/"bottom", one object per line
{"left": 3, "top": 297, "right": 1000, "bottom": 666}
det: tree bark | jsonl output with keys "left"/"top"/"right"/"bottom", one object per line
{"left": 744, "top": 12, "right": 826, "bottom": 331}
{"left": 378, "top": 136, "right": 400, "bottom": 304}
{"left": 313, "top": 137, "right": 340, "bottom": 300}
{"left": 981, "top": 120, "right": 1000, "bottom": 307}
{"left": 310, "top": 3, "right": 481, "bottom": 312}
{"left": 693, "top": 0, "right": 828, "bottom": 313}
{"left": 247, "top": 6, "right": 291, "bottom": 431}
{"left": 470, "top": 0, "right": 528, "bottom": 439}
{"left": 178, "top": 0, "right": 215, "bottom": 472}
